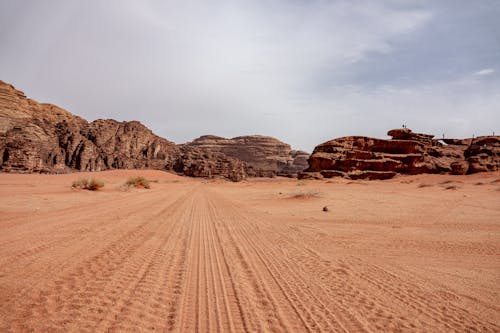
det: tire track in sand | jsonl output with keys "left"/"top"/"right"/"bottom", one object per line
{"left": 176, "top": 190, "right": 246, "bottom": 332}
{"left": 5, "top": 188, "right": 195, "bottom": 332}
{"left": 207, "top": 187, "right": 500, "bottom": 333}
{"left": 207, "top": 190, "right": 362, "bottom": 333}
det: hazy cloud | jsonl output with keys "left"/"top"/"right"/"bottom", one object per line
{"left": 475, "top": 68, "right": 495, "bottom": 76}
{"left": 0, "top": 0, "right": 499, "bottom": 151}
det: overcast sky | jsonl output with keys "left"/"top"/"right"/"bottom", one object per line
{"left": 1, "top": 0, "right": 499, "bottom": 151}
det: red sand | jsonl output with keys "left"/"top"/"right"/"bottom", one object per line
{"left": 1, "top": 170, "right": 499, "bottom": 332}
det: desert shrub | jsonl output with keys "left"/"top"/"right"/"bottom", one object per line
{"left": 439, "top": 180, "right": 455, "bottom": 185}
{"left": 474, "top": 182, "right": 484, "bottom": 186}
{"left": 444, "top": 185, "right": 458, "bottom": 190}
{"left": 346, "top": 181, "right": 368, "bottom": 185}
{"left": 418, "top": 183, "right": 433, "bottom": 188}
{"left": 290, "top": 190, "right": 321, "bottom": 199}
{"left": 125, "top": 176, "right": 151, "bottom": 189}
{"left": 72, "top": 178, "right": 104, "bottom": 191}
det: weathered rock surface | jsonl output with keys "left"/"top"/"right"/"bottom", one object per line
{"left": 173, "top": 146, "right": 247, "bottom": 182}
{"left": 465, "top": 136, "right": 500, "bottom": 173}
{"left": 0, "top": 80, "right": 248, "bottom": 180}
{"left": 300, "top": 128, "right": 500, "bottom": 180}
{"left": 186, "top": 135, "right": 309, "bottom": 177}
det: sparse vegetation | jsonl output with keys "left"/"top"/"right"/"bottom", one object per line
{"left": 71, "top": 178, "right": 104, "bottom": 191}
{"left": 474, "top": 182, "right": 484, "bottom": 186}
{"left": 444, "top": 185, "right": 458, "bottom": 190}
{"left": 418, "top": 183, "right": 433, "bottom": 188}
{"left": 124, "top": 176, "right": 151, "bottom": 189}
{"left": 290, "top": 190, "right": 321, "bottom": 199}
{"left": 322, "top": 206, "right": 329, "bottom": 212}
{"left": 439, "top": 180, "right": 455, "bottom": 185}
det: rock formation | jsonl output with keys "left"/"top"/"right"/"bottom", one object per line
{"left": 300, "top": 128, "right": 499, "bottom": 180}
{"left": 186, "top": 135, "right": 309, "bottom": 177}
{"left": 464, "top": 136, "right": 500, "bottom": 173}
{"left": 0, "top": 80, "right": 248, "bottom": 180}
{"left": 173, "top": 146, "right": 247, "bottom": 182}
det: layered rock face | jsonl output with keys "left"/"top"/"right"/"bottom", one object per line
{"left": 173, "top": 146, "right": 247, "bottom": 182}
{"left": 0, "top": 80, "right": 247, "bottom": 180}
{"left": 300, "top": 128, "right": 499, "bottom": 180}
{"left": 464, "top": 137, "right": 500, "bottom": 173}
{"left": 186, "top": 135, "right": 309, "bottom": 177}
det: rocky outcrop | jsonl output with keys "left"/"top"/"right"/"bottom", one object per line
{"left": 465, "top": 136, "right": 500, "bottom": 173}
{"left": 1, "top": 80, "right": 90, "bottom": 173}
{"left": 0, "top": 80, "right": 247, "bottom": 180}
{"left": 300, "top": 128, "right": 500, "bottom": 180}
{"left": 173, "top": 146, "right": 247, "bottom": 182}
{"left": 186, "top": 135, "right": 309, "bottom": 177}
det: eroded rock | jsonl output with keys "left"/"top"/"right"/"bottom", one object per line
{"left": 0, "top": 80, "right": 247, "bottom": 181}
{"left": 186, "top": 135, "right": 308, "bottom": 177}
{"left": 303, "top": 128, "right": 499, "bottom": 180}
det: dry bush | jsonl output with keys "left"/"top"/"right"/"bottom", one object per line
{"left": 290, "top": 190, "right": 321, "bottom": 199}
{"left": 124, "top": 176, "right": 151, "bottom": 189}
{"left": 72, "top": 178, "right": 104, "bottom": 191}
{"left": 346, "top": 181, "right": 368, "bottom": 185}
{"left": 474, "top": 182, "right": 484, "bottom": 186}
{"left": 444, "top": 185, "right": 458, "bottom": 190}
{"left": 418, "top": 183, "right": 433, "bottom": 188}
{"left": 439, "top": 180, "right": 455, "bottom": 185}
{"left": 296, "top": 180, "right": 307, "bottom": 186}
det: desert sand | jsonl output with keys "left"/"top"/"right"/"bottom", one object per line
{"left": 0, "top": 170, "right": 499, "bottom": 332}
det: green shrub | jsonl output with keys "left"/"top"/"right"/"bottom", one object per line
{"left": 125, "top": 176, "right": 151, "bottom": 189}
{"left": 72, "top": 178, "right": 104, "bottom": 191}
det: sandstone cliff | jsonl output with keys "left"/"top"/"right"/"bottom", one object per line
{"left": 300, "top": 128, "right": 499, "bottom": 180}
{"left": 186, "top": 135, "right": 309, "bottom": 177}
{"left": 0, "top": 80, "right": 247, "bottom": 181}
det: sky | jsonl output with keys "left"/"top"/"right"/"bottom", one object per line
{"left": 0, "top": 0, "right": 499, "bottom": 151}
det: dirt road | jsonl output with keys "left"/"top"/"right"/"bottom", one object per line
{"left": 0, "top": 170, "right": 499, "bottom": 332}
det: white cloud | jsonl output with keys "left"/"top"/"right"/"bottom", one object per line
{"left": 475, "top": 68, "right": 495, "bottom": 76}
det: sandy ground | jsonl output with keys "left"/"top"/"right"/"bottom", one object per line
{"left": 0, "top": 170, "right": 499, "bottom": 332}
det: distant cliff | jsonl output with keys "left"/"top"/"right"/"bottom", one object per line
{"left": 0, "top": 80, "right": 310, "bottom": 181}
{"left": 0, "top": 80, "right": 247, "bottom": 180}
{"left": 186, "top": 135, "right": 309, "bottom": 177}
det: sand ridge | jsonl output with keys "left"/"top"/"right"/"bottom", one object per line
{"left": 0, "top": 170, "right": 499, "bottom": 332}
